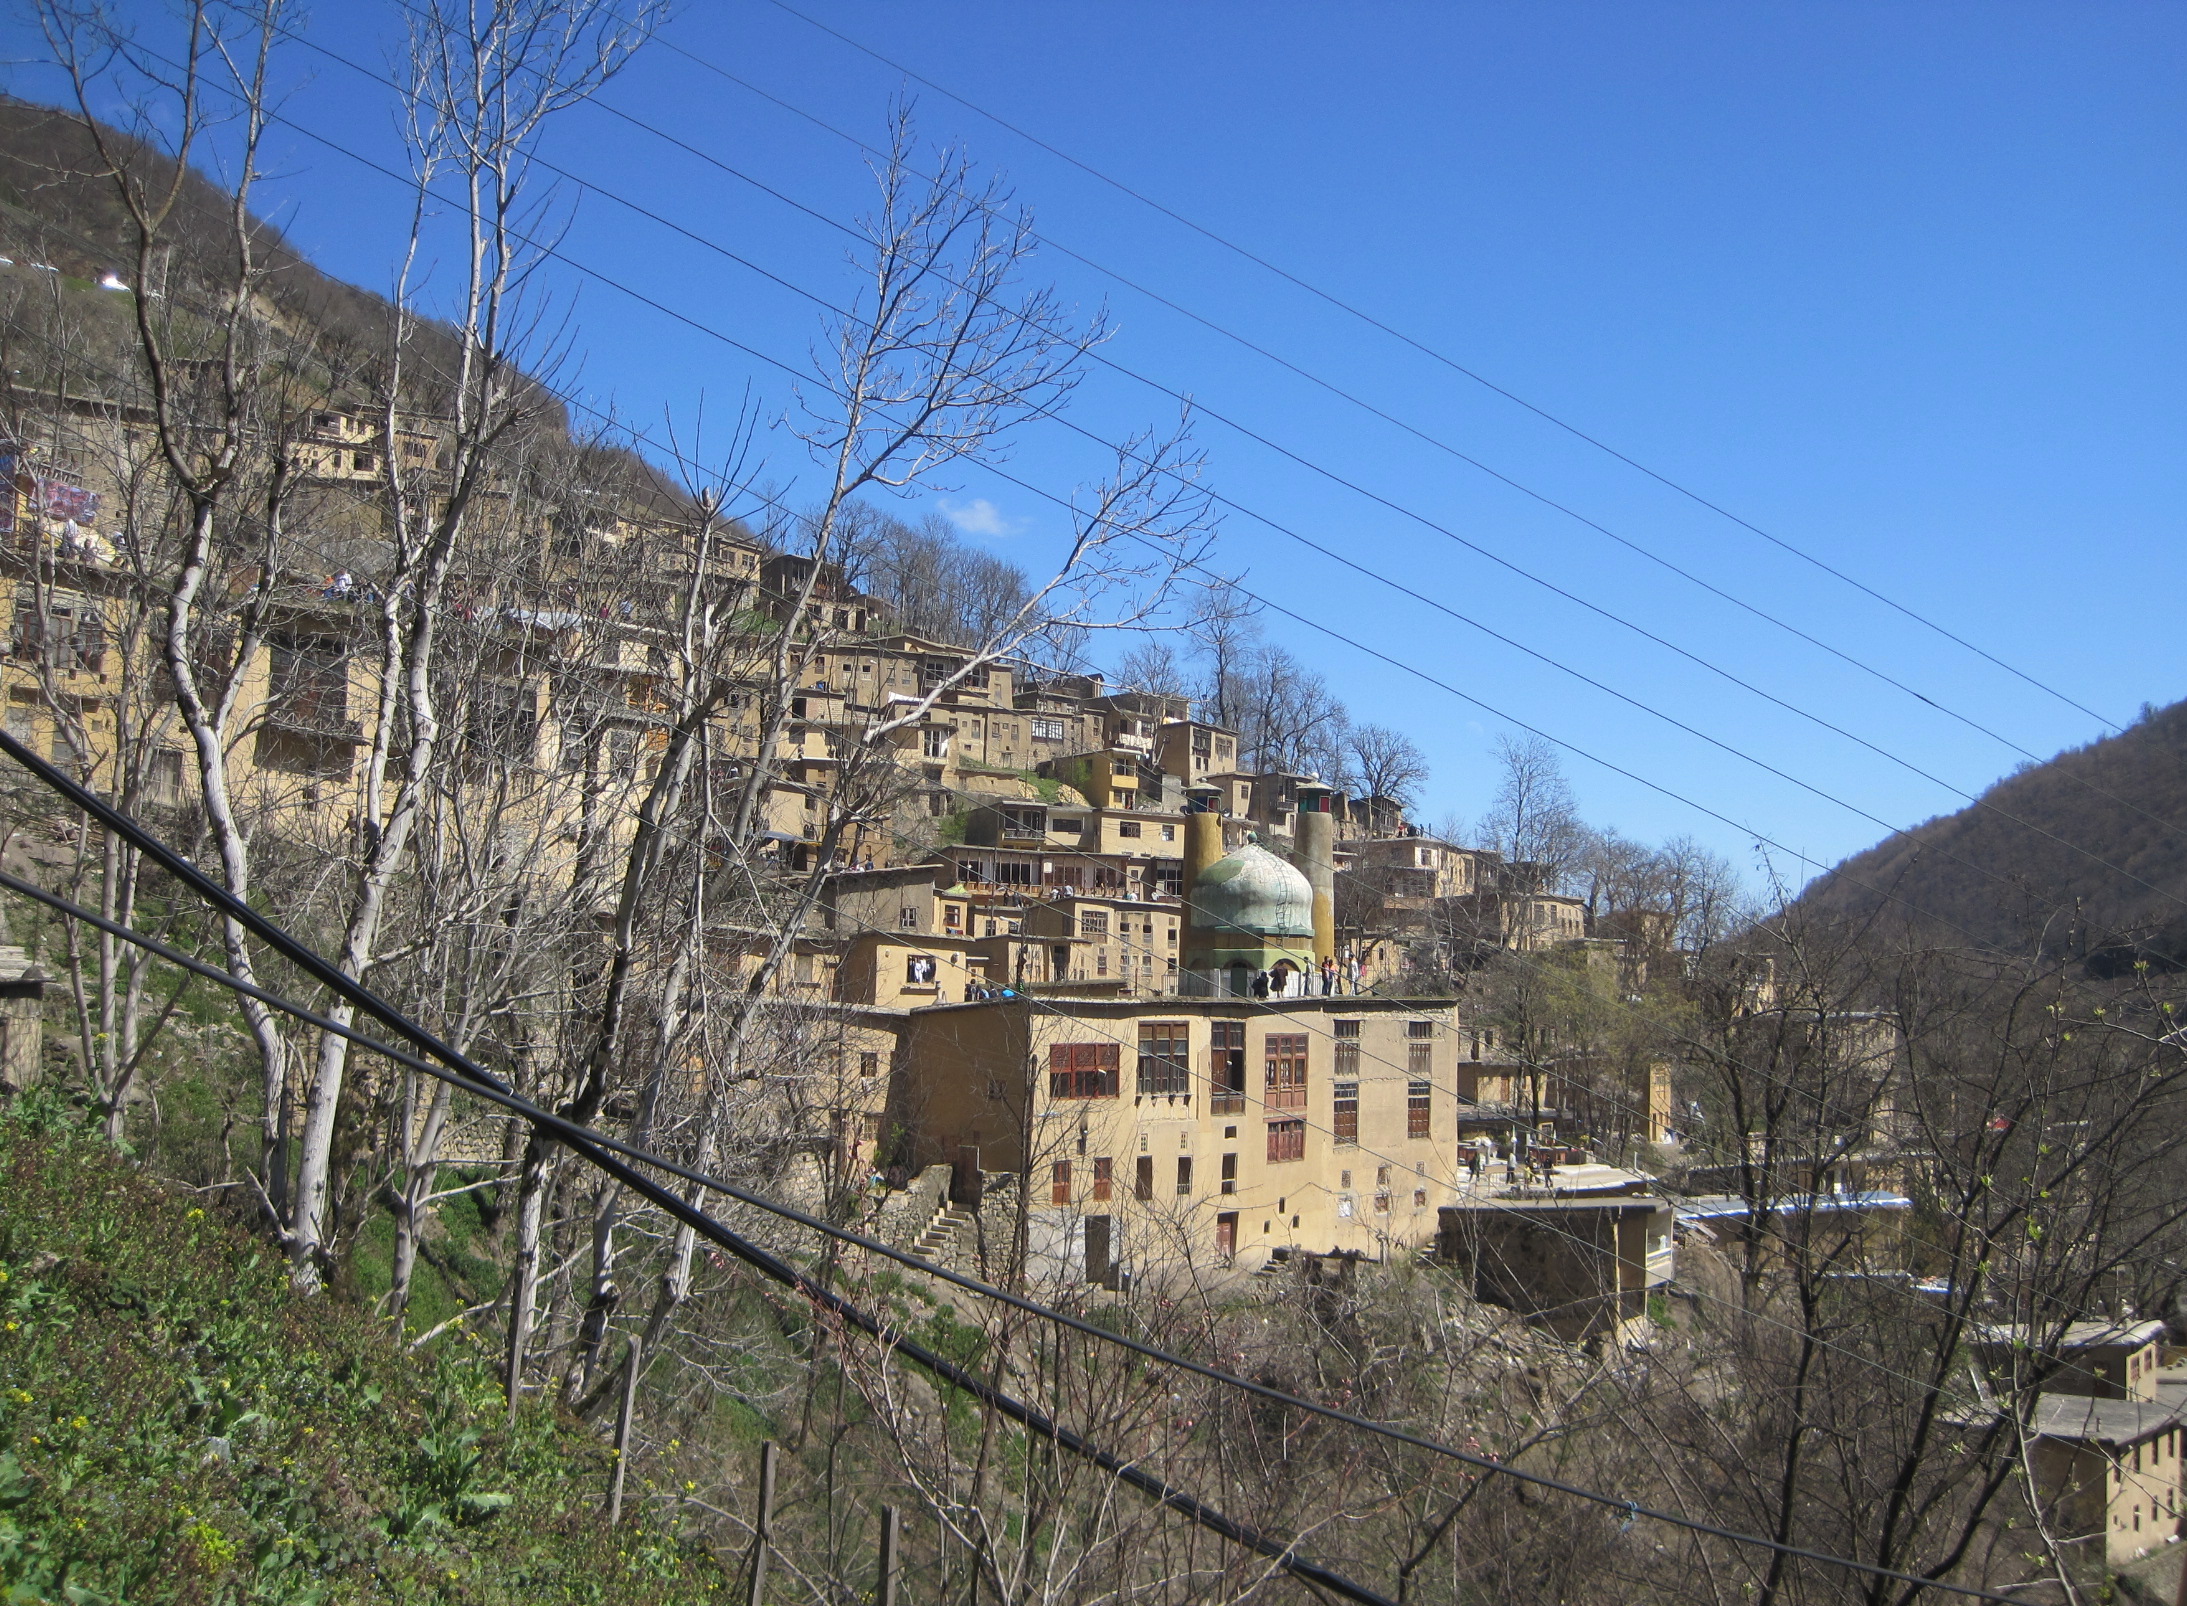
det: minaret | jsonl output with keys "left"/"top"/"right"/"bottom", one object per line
{"left": 1294, "top": 780, "right": 1336, "bottom": 964}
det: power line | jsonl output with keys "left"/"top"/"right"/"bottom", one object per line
{"left": 0, "top": 182, "right": 2117, "bottom": 1540}
{"left": 621, "top": 38, "right": 2172, "bottom": 835}
{"left": 0, "top": 742, "right": 1391, "bottom": 1606}
{"left": 246, "top": 30, "right": 2187, "bottom": 930}
{"left": 278, "top": 16, "right": 2187, "bottom": 909}
{"left": 741, "top": 0, "right": 2127, "bottom": 738}
{"left": 74, "top": 16, "right": 2149, "bottom": 961}
{"left": 0, "top": 737, "right": 2050, "bottom": 1605}
{"left": 199, "top": 81, "right": 2187, "bottom": 952}
{"left": 8, "top": 21, "right": 2121, "bottom": 1341}
{"left": 0, "top": 105, "right": 2061, "bottom": 990}
{"left": 0, "top": 55, "right": 2123, "bottom": 1412}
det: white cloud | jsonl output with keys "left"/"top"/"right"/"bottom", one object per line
{"left": 940, "top": 497, "right": 1024, "bottom": 537}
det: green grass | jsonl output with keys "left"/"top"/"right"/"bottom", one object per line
{"left": 0, "top": 1100, "right": 731, "bottom": 1604}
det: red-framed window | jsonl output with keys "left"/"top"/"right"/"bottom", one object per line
{"left": 1049, "top": 1042, "right": 1119, "bottom": 1099}
{"left": 1265, "top": 1033, "right": 1308, "bottom": 1110}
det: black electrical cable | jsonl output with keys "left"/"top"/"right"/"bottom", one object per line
{"left": 0, "top": 764, "right": 1391, "bottom": 1606}
{"left": 0, "top": 732, "right": 2042, "bottom": 1604}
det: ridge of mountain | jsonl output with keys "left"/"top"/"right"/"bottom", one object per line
{"left": 1798, "top": 699, "right": 2187, "bottom": 966}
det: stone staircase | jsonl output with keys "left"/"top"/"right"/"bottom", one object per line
{"left": 911, "top": 1199, "right": 975, "bottom": 1267}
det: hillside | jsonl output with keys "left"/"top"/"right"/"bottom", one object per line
{"left": 1798, "top": 699, "right": 2187, "bottom": 964}
{"left": 0, "top": 96, "right": 695, "bottom": 522}
{"left": 0, "top": 1102, "right": 728, "bottom": 1601}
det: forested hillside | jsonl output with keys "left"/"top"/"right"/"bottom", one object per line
{"left": 1799, "top": 698, "right": 2187, "bottom": 962}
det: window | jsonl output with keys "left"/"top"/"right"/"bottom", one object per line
{"left": 859, "top": 1051, "right": 880, "bottom": 1078}
{"left": 1092, "top": 1158, "right": 1112, "bottom": 1201}
{"left": 1408, "top": 1039, "right": 1433, "bottom": 1078}
{"left": 1032, "top": 716, "right": 1067, "bottom": 741}
{"left": 1176, "top": 1156, "right": 1193, "bottom": 1196}
{"left": 1220, "top": 1153, "right": 1237, "bottom": 1194}
{"left": 904, "top": 955, "right": 938, "bottom": 986}
{"left": 1209, "top": 1021, "right": 1247, "bottom": 1113}
{"left": 1335, "top": 1019, "right": 1360, "bottom": 1079}
{"left": 1266, "top": 1120, "right": 1305, "bottom": 1163}
{"left": 1408, "top": 1019, "right": 1437, "bottom": 1037}
{"left": 1117, "top": 821, "right": 1142, "bottom": 839}
{"left": 1048, "top": 1042, "right": 1118, "bottom": 1099}
{"left": 1265, "top": 1033, "right": 1308, "bottom": 1110}
{"left": 1374, "top": 1191, "right": 1391, "bottom": 1214}
{"left": 1137, "top": 1022, "right": 1190, "bottom": 1097}
{"left": 921, "top": 726, "right": 948, "bottom": 759}
{"left": 1052, "top": 1161, "right": 1072, "bottom": 1206}
{"left": 269, "top": 639, "right": 351, "bottom": 733}
{"left": 1161, "top": 824, "right": 1175, "bottom": 841}
{"left": 1078, "top": 910, "right": 1108, "bottom": 936}
{"left": 1135, "top": 1155, "right": 1155, "bottom": 1200}
{"left": 899, "top": 906, "right": 919, "bottom": 930}
{"left": 1334, "top": 1081, "right": 1359, "bottom": 1145}
{"left": 1408, "top": 1081, "right": 1432, "bottom": 1139}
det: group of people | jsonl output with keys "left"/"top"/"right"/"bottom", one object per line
{"left": 52, "top": 520, "right": 111, "bottom": 564}
{"left": 320, "top": 570, "right": 382, "bottom": 604}
{"left": 1247, "top": 956, "right": 1366, "bottom": 999}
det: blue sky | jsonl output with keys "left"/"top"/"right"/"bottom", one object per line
{"left": 11, "top": 2, "right": 2183, "bottom": 887}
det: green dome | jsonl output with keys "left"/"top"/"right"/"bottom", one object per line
{"left": 1191, "top": 841, "right": 1314, "bottom": 941}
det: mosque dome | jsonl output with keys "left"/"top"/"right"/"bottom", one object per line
{"left": 1190, "top": 839, "right": 1314, "bottom": 941}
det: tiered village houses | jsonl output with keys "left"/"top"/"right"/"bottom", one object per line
{"left": 2, "top": 406, "right": 1678, "bottom": 1300}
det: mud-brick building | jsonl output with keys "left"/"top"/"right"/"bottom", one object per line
{"left": 885, "top": 990, "right": 1466, "bottom": 1283}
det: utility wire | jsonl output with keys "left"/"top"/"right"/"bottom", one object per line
{"left": 0, "top": 68, "right": 2120, "bottom": 1407}
{"left": 0, "top": 739, "right": 1391, "bottom": 1606}
{"left": 0, "top": 130, "right": 2059, "bottom": 982}
{"left": 204, "top": 78, "right": 2187, "bottom": 941}
{"left": 1, "top": 35, "right": 2104, "bottom": 1326}
{"left": 601, "top": 42, "right": 2182, "bottom": 844}
{"left": 0, "top": 193, "right": 2095, "bottom": 1519}
{"left": 55, "top": 18, "right": 2129, "bottom": 957}
{"left": 0, "top": 734, "right": 2048, "bottom": 1605}
{"left": 282, "top": 20, "right": 2187, "bottom": 910}
{"left": 742, "top": 0, "right": 2126, "bottom": 736}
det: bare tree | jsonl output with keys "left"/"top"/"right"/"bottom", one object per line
{"left": 1111, "top": 635, "right": 1194, "bottom": 701}
{"left": 503, "top": 113, "right": 1215, "bottom": 1413}
{"left": 279, "top": 0, "right": 664, "bottom": 1290}
{"left": 1345, "top": 720, "right": 1429, "bottom": 811}
{"left": 1477, "top": 734, "right": 1585, "bottom": 889}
